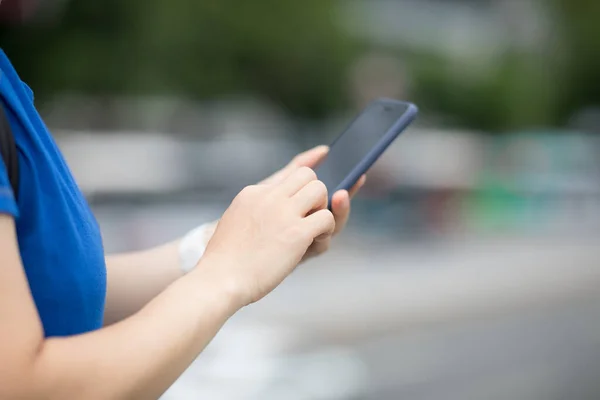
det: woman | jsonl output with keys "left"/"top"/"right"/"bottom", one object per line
{"left": 0, "top": 45, "right": 365, "bottom": 399}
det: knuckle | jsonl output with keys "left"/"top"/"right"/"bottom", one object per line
{"left": 239, "top": 185, "right": 255, "bottom": 197}
{"left": 283, "top": 223, "right": 309, "bottom": 244}
{"left": 313, "top": 180, "right": 328, "bottom": 196}
{"left": 298, "top": 166, "right": 317, "bottom": 181}
{"left": 324, "top": 210, "right": 335, "bottom": 227}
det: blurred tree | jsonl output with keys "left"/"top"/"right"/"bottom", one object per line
{"left": 552, "top": 0, "right": 600, "bottom": 126}
{"left": 411, "top": 50, "right": 560, "bottom": 132}
{"left": 3, "top": 0, "right": 598, "bottom": 131}
{"left": 0, "top": 0, "right": 356, "bottom": 118}
{"left": 407, "top": 0, "right": 600, "bottom": 133}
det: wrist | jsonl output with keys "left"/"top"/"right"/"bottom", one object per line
{"left": 178, "top": 221, "right": 218, "bottom": 273}
{"left": 189, "top": 253, "right": 247, "bottom": 312}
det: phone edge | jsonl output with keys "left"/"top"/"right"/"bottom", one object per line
{"left": 327, "top": 100, "right": 418, "bottom": 207}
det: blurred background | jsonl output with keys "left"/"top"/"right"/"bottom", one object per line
{"left": 2, "top": 0, "right": 600, "bottom": 398}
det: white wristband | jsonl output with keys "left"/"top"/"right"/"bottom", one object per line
{"left": 178, "top": 223, "right": 213, "bottom": 273}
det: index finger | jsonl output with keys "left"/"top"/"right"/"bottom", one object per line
{"left": 262, "top": 146, "right": 329, "bottom": 186}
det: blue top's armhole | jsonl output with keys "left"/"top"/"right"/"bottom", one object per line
{"left": 0, "top": 79, "right": 20, "bottom": 218}
{"left": 0, "top": 158, "right": 18, "bottom": 217}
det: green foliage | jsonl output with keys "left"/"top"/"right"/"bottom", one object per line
{"left": 1, "top": 0, "right": 599, "bottom": 130}
{"left": 408, "top": 0, "right": 600, "bottom": 133}
{"left": 552, "top": 0, "right": 600, "bottom": 121}
{"left": 0, "top": 0, "right": 356, "bottom": 118}
{"left": 412, "top": 51, "right": 561, "bottom": 132}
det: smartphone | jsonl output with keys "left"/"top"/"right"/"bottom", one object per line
{"left": 315, "top": 98, "right": 418, "bottom": 206}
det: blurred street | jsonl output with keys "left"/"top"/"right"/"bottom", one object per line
{"left": 84, "top": 132, "right": 600, "bottom": 399}
{"left": 158, "top": 233, "right": 600, "bottom": 400}
{"left": 73, "top": 116, "right": 600, "bottom": 400}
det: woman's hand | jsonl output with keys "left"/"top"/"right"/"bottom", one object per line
{"left": 201, "top": 166, "right": 335, "bottom": 306}
{"left": 260, "top": 146, "right": 366, "bottom": 261}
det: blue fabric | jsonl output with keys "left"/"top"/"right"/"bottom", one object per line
{"left": 0, "top": 50, "right": 106, "bottom": 337}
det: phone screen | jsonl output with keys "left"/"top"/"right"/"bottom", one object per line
{"left": 316, "top": 100, "right": 412, "bottom": 194}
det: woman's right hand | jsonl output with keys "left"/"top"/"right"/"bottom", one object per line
{"left": 199, "top": 166, "right": 334, "bottom": 307}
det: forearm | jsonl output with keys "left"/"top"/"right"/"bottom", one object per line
{"left": 28, "top": 262, "right": 240, "bottom": 400}
{"left": 104, "top": 239, "right": 184, "bottom": 325}
{"left": 104, "top": 221, "right": 218, "bottom": 325}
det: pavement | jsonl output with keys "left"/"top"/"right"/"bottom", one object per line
{"left": 160, "top": 234, "right": 600, "bottom": 400}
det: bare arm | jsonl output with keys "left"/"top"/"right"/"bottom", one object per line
{"left": 103, "top": 222, "right": 216, "bottom": 325}
{"left": 0, "top": 214, "right": 238, "bottom": 400}
{"left": 103, "top": 146, "right": 365, "bottom": 326}
{"left": 102, "top": 147, "right": 329, "bottom": 324}
{"left": 2, "top": 166, "right": 336, "bottom": 400}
